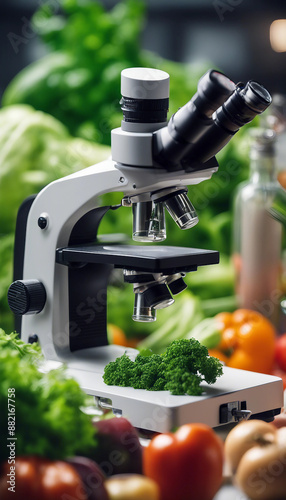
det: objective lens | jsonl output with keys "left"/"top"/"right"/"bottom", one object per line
{"left": 166, "top": 274, "right": 187, "bottom": 295}
{"left": 152, "top": 187, "right": 198, "bottom": 230}
{"left": 132, "top": 293, "right": 156, "bottom": 322}
{"left": 132, "top": 201, "right": 166, "bottom": 242}
{"left": 165, "top": 191, "right": 198, "bottom": 230}
{"left": 148, "top": 202, "right": 166, "bottom": 241}
{"left": 165, "top": 193, "right": 198, "bottom": 230}
{"left": 142, "top": 283, "right": 174, "bottom": 309}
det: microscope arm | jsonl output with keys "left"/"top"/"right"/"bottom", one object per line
{"left": 19, "top": 160, "right": 120, "bottom": 357}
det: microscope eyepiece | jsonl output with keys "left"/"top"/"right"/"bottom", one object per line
{"left": 216, "top": 81, "right": 272, "bottom": 131}
{"left": 153, "top": 70, "right": 272, "bottom": 170}
{"left": 185, "top": 80, "right": 272, "bottom": 164}
{"left": 153, "top": 69, "right": 236, "bottom": 170}
{"left": 194, "top": 69, "right": 236, "bottom": 117}
{"left": 210, "top": 71, "right": 236, "bottom": 92}
{"left": 240, "top": 81, "right": 272, "bottom": 111}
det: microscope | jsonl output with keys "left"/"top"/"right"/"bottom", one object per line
{"left": 8, "top": 68, "right": 283, "bottom": 431}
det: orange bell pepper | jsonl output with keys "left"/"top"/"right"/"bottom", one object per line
{"left": 107, "top": 324, "right": 139, "bottom": 348}
{"left": 214, "top": 309, "right": 276, "bottom": 374}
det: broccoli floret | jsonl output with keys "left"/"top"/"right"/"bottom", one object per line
{"left": 103, "top": 353, "right": 135, "bottom": 386}
{"left": 165, "top": 369, "right": 203, "bottom": 396}
{"left": 133, "top": 354, "right": 163, "bottom": 390}
{"left": 199, "top": 354, "right": 224, "bottom": 384}
{"left": 103, "top": 338, "right": 223, "bottom": 396}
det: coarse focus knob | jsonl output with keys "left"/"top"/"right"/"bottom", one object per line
{"left": 7, "top": 279, "right": 46, "bottom": 315}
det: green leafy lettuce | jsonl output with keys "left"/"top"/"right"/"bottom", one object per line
{"left": 0, "top": 330, "right": 96, "bottom": 463}
{"left": 2, "top": 0, "right": 209, "bottom": 146}
{"left": 0, "top": 105, "right": 110, "bottom": 332}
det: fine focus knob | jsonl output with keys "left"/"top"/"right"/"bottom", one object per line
{"left": 8, "top": 279, "right": 46, "bottom": 315}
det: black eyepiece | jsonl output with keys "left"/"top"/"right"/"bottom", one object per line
{"left": 153, "top": 69, "right": 236, "bottom": 170}
{"left": 196, "top": 70, "right": 236, "bottom": 116}
{"left": 185, "top": 80, "right": 272, "bottom": 164}
{"left": 153, "top": 70, "right": 272, "bottom": 171}
{"left": 239, "top": 81, "right": 272, "bottom": 112}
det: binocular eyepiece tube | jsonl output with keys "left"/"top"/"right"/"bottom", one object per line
{"left": 153, "top": 69, "right": 272, "bottom": 171}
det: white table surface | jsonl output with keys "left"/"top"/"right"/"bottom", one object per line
{"left": 214, "top": 484, "right": 247, "bottom": 499}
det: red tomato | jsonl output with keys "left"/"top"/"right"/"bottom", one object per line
{"left": 275, "top": 333, "right": 286, "bottom": 371}
{"left": 143, "top": 423, "right": 224, "bottom": 500}
{"left": 0, "top": 457, "right": 87, "bottom": 500}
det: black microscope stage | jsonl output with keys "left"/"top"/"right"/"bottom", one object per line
{"left": 56, "top": 244, "right": 219, "bottom": 273}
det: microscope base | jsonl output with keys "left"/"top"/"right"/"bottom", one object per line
{"left": 48, "top": 345, "right": 283, "bottom": 432}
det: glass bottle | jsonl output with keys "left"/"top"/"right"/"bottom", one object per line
{"left": 232, "top": 128, "right": 283, "bottom": 327}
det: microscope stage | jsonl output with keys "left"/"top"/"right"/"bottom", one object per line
{"left": 56, "top": 244, "right": 219, "bottom": 273}
{"left": 58, "top": 345, "right": 283, "bottom": 432}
